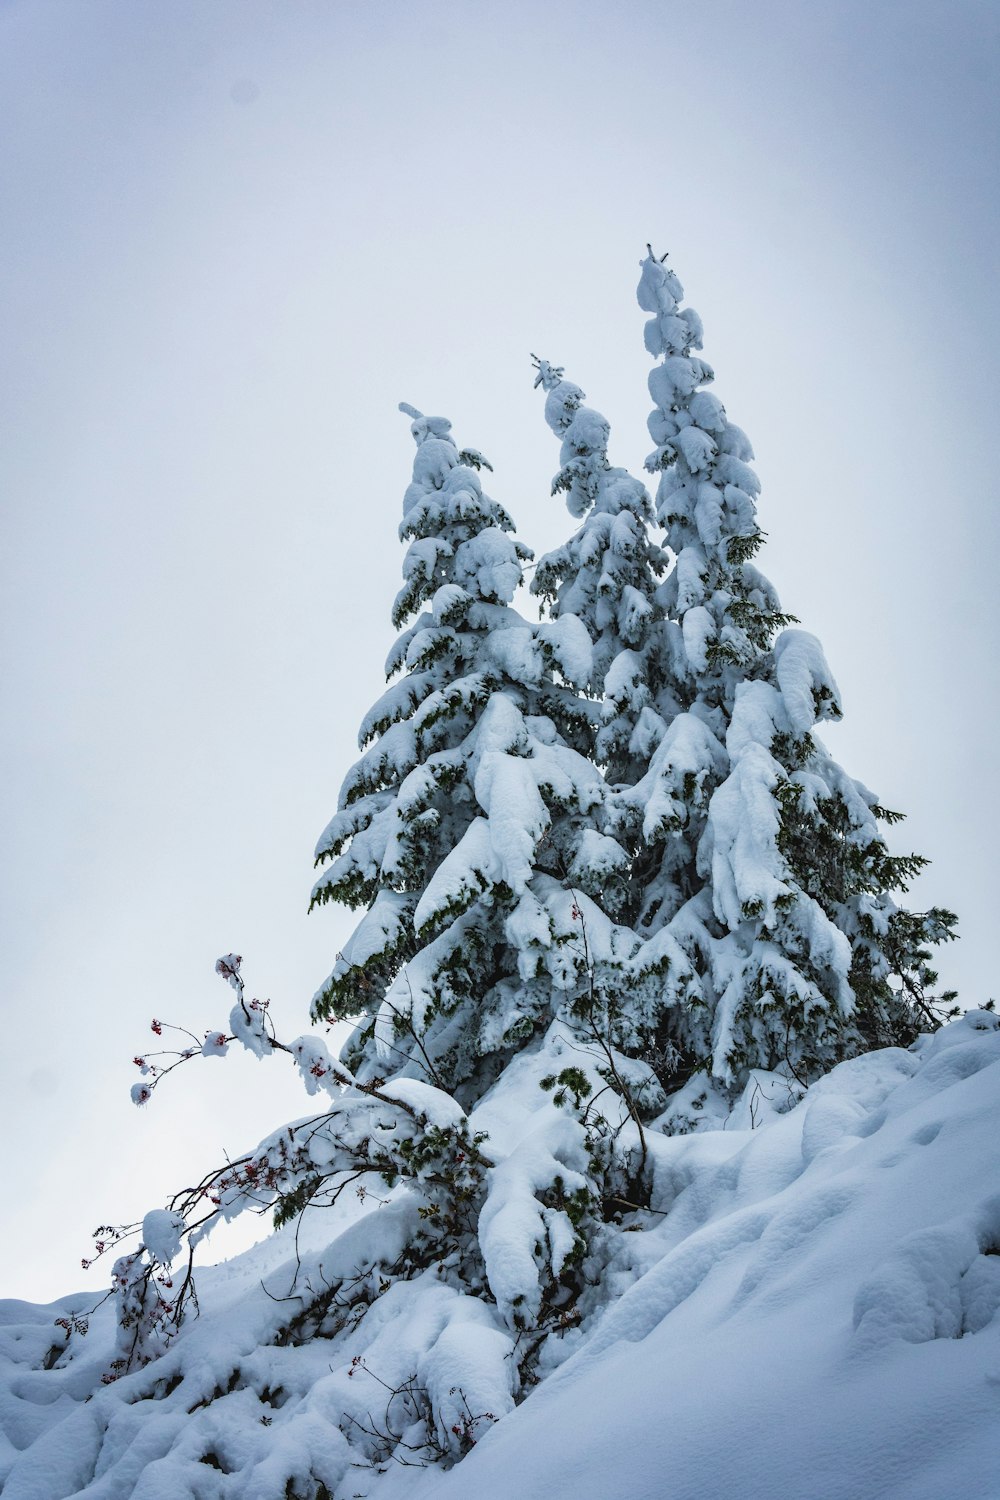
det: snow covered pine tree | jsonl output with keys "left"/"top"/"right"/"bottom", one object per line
{"left": 309, "top": 403, "right": 606, "bottom": 1100}
{"left": 533, "top": 249, "right": 956, "bottom": 1129}
{"left": 3, "top": 252, "right": 957, "bottom": 1500}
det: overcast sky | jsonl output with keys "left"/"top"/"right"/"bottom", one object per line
{"left": 2, "top": 0, "right": 998, "bottom": 1304}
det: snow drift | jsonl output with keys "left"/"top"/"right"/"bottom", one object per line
{"left": 2, "top": 1010, "right": 999, "bottom": 1500}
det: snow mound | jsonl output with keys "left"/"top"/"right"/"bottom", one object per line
{"left": 408, "top": 1015, "right": 1000, "bottom": 1500}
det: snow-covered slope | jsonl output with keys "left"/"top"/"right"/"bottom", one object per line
{"left": 400, "top": 1011, "right": 1000, "bottom": 1500}
{"left": 4, "top": 1011, "right": 1000, "bottom": 1499}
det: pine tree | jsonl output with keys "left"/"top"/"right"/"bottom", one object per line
{"left": 600, "top": 251, "right": 958, "bottom": 1114}
{"left": 309, "top": 404, "right": 635, "bottom": 1109}
{"left": 526, "top": 360, "right": 698, "bottom": 1098}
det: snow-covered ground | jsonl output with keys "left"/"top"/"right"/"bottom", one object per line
{"left": 3, "top": 1010, "right": 999, "bottom": 1499}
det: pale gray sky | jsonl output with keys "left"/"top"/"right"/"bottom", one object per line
{"left": 2, "top": 0, "right": 997, "bottom": 1302}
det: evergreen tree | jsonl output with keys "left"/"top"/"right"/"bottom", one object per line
{"left": 527, "top": 360, "right": 699, "bottom": 1094}
{"left": 309, "top": 404, "right": 635, "bottom": 1108}
{"left": 601, "top": 251, "right": 958, "bottom": 1112}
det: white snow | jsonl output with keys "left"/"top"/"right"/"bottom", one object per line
{"left": 473, "top": 752, "right": 550, "bottom": 895}
{"left": 5, "top": 1015, "right": 999, "bottom": 1497}
{"left": 773, "top": 627, "right": 843, "bottom": 732}
{"left": 395, "top": 1014, "right": 1000, "bottom": 1500}
{"left": 228, "top": 998, "right": 273, "bottom": 1059}
{"left": 378, "top": 1078, "right": 467, "bottom": 1130}
{"left": 478, "top": 1111, "right": 591, "bottom": 1328}
{"left": 140, "top": 1211, "right": 186, "bottom": 1268}
{"left": 700, "top": 741, "right": 790, "bottom": 929}
{"left": 534, "top": 614, "right": 593, "bottom": 687}
{"left": 452, "top": 528, "right": 523, "bottom": 605}
{"left": 414, "top": 816, "right": 494, "bottom": 933}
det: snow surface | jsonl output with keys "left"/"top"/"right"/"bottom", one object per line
{"left": 2, "top": 1012, "right": 1000, "bottom": 1498}
{"left": 395, "top": 1014, "right": 1000, "bottom": 1500}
